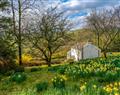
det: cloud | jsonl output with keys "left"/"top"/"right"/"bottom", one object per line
{"left": 38, "top": 0, "right": 120, "bottom": 29}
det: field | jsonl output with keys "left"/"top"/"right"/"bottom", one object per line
{"left": 0, "top": 56, "right": 120, "bottom": 95}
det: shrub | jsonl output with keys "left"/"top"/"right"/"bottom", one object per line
{"left": 36, "top": 81, "right": 48, "bottom": 92}
{"left": 77, "top": 59, "right": 91, "bottom": 64}
{"left": 4, "top": 70, "right": 14, "bottom": 76}
{"left": 48, "top": 66, "right": 60, "bottom": 72}
{"left": 16, "top": 54, "right": 32, "bottom": 65}
{"left": 66, "top": 58, "right": 74, "bottom": 64}
{"left": 10, "top": 72, "right": 27, "bottom": 83}
{"left": 111, "top": 59, "right": 120, "bottom": 67}
{"left": 0, "top": 39, "right": 16, "bottom": 74}
{"left": 14, "top": 66, "right": 25, "bottom": 72}
{"left": 31, "top": 67, "right": 41, "bottom": 72}
{"left": 104, "top": 71, "right": 118, "bottom": 82}
{"left": 57, "top": 66, "right": 66, "bottom": 74}
{"left": 52, "top": 75, "right": 65, "bottom": 89}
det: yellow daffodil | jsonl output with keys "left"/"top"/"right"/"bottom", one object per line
{"left": 113, "top": 87, "right": 118, "bottom": 91}
{"left": 114, "top": 93, "right": 119, "bottom": 95}
{"left": 61, "top": 75, "right": 67, "bottom": 80}
{"left": 93, "top": 85, "right": 97, "bottom": 88}
{"left": 105, "top": 87, "right": 112, "bottom": 93}
{"left": 80, "top": 85, "right": 86, "bottom": 91}
{"left": 114, "top": 82, "right": 118, "bottom": 86}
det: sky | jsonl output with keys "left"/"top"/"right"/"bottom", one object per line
{"left": 44, "top": 0, "right": 120, "bottom": 29}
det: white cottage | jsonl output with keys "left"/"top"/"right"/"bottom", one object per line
{"left": 67, "top": 42, "right": 101, "bottom": 61}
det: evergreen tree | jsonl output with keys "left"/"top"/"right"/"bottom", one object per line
{"left": 0, "top": 0, "right": 16, "bottom": 74}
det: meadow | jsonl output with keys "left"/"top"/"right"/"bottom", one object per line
{"left": 0, "top": 55, "right": 120, "bottom": 95}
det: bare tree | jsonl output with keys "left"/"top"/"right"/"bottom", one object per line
{"left": 87, "top": 7, "right": 120, "bottom": 58}
{"left": 10, "top": 0, "right": 36, "bottom": 65}
{"left": 26, "top": 7, "right": 71, "bottom": 66}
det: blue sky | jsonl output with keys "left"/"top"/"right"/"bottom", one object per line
{"left": 44, "top": 0, "right": 120, "bottom": 29}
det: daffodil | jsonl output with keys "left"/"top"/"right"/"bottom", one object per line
{"left": 114, "top": 93, "right": 119, "bottom": 95}
{"left": 93, "top": 85, "right": 97, "bottom": 88}
{"left": 80, "top": 85, "right": 86, "bottom": 91}
{"left": 105, "top": 87, "right": 112, "bottom": 93}
{"left": 113, "top": 87, "right": 118, "bottom": 91}
{"left": 114, "top": 82, "right": 118, "bottom": 86}
{"left": 51, "top": 79, "right": 54, "bottom": 82}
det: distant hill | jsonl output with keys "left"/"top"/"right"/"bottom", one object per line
{"left": 53, "top": 29, "right": 95, "bottom": 61}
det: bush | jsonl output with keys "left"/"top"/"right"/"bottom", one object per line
{"left": 52, "top": 75, "right": 65, "bottom": 89}
{"left": 66, "top": 58, "right": 74, "bottom": 64}
{"left": 31, "top": 67, "right": 41, "bottom": 72}
{"left": 36, "top": 81, "right": 48, "bottom": 92}
{"left": 4, "top": 70, "right": 14, "bottom": 76}
{"left": 14, "top": 66, "right": 25, "bottom": 72}
{"left": 104, "top": 71, "right": 118, "bottom": 82}
{"left": 10, "top": 72, "right": 27, "bottom": 83}
{"left": 111, "top": 58, "right": 120, "bottom": 67}
{"left": 16, "top": 54, "right": 32, "bottom": 65}
{"left": 0, "top": 39, "right": 16, "bottom": 74}
{"left": 48, "top": 66, "right": 60, "bottom": 72}
{"left": 57, "top": 66, "right": 66, "bottom": 74}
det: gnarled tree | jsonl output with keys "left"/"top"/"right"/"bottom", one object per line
{"left": 26, "top": 7, "right": 71, "bottom": 66}
{"left": 87, "top": 7, "right": 120, "bottom": 58}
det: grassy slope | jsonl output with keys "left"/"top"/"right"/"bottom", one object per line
{"left": 0, "top": 56, "right": 120, "bottom": 95}
{"left": 0, "top": 68, "right": 55, "bottom": 95}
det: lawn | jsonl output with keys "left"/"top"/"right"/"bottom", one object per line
{"left": 0, "top": 56, "right": 120, "bottom": 95}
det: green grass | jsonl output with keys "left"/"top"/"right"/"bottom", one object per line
{"left": 0, "top": 56, "right": 120, "bottom": 95}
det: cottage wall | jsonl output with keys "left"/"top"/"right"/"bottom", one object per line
{"left": 83, "top": 44, "right": 100, "bottom": 59}
{"left": 67, "top": 43, "right": 101, "bottom": 61}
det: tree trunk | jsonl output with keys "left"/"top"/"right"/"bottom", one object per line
{"left": 97, "top": 34, "right": 100, "bottom": 48}
{"left": 48, "top": 62, "right": 51, "bottom": 67}
{"left": 11, "top": 0, "right": 16, "bottom": 33}
{"left": 103, "top": 51, "right": 107, "bottom": 58}
{"left": 18, "top": 0, "right": 22, "bottom": 65}
{"left": 47, "top": 61, "right": 51, "bottom": 67}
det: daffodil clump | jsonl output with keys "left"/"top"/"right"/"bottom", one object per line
{"left": 103, "top": 82, "right": 120, "bottom": 94}
{"left": 80, "top": 82, "right": 98, "bottom": 91}
{"left": 52, "top": 75, "right": 66, "bottom": 89}
{"left": 80, "top": 82, "right": 87, "bottom": 91}
{"left": 65, "top": 60, "right": 120, "bottom": 80}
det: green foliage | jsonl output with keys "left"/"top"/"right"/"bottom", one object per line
{"left": 0, "top": 56, "right": 120, "bottom": 94}
{"left": 0, "top": 79, "right": 12, "bottom": 91}
{"left": 10, "top": 89, "right": 36, "bottom": 95}
{"left": 57, "top": 66, "right": 66, "bottom": 74}
{"left": 0, "top": 0, "right": 16, "bottom": 74}
{"left": 4, "top": 70, "right": 14, "bottom": 76}
{"left": 0, "top": 0, "right": 9, "bottom": 10}
{"left": 65, "top": 56, "right": 120, "bottom": 81}
{"left": 52, "top": 75, "right": 65, "bottom": 89}
{"left": 66, "top": 58, "right": 75, "bottom": 64}
{"left": 14, "top": 66, "right": 25, "bottom": 72}
{"left": 71, "top": 84, "right": 80, "bottom": 92}
{"left": 104, "top": 71, "right": 119, "bottom": 82}
{"left": 109, "top": 36, "right": 120, "bottom": 52}
{"left": 48, "top": 66, "right": 60, "bottom": 72}
{"left": 31, "top": 67, "right": 41, "bottom": 72}
{"left": 0, "top": 39, "right": 16, "bottom": 74}
{"left": 10, "top": 72, "right": 27, "bottom": 83}
{"left": 111, "top": 58, "right": 120, "bottom": 67}
{"left": 36, "top": 81, "right": 48, "bottom": 92}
